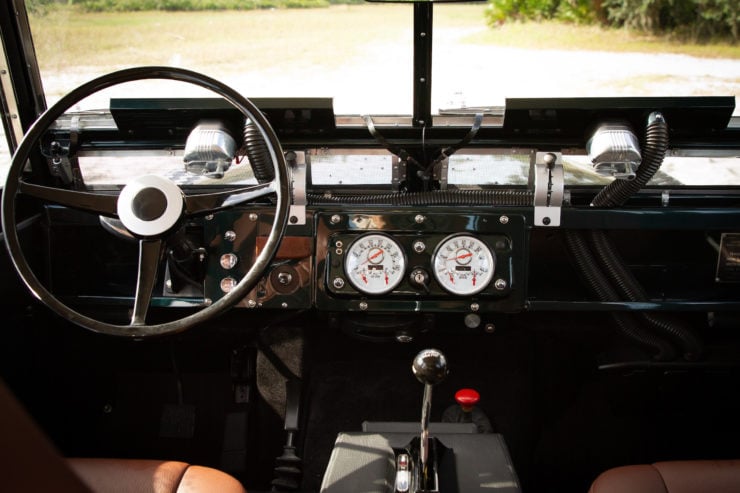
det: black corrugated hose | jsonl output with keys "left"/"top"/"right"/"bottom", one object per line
{"left": 307, "top": 189, "right": 534, "bottom": 206}
{"left": 589, "top": 230, "right": 703, "bottom": 360}
{"left": 569, "top": 111, "right": 702, "bottom": 360}
{"left": 243, "top": 118, "right": 275, "bottom": 183}
{"left": 590, "top": 111, "right": 668, "bottom": 208}
{"left": 565, "top": 230, "right": 676, "bottom": 361}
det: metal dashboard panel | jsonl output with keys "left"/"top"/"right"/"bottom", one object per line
{"left": 315, "top": 210, "right": 527, "bottom": 313}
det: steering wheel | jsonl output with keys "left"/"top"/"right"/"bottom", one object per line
{"left": 2, "top": 67, "right": 290, "bottom": 337}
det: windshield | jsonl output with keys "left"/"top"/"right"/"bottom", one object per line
{"left": 21, "top": 2, "right": 740, "bottom": 114}
{"left": 1, "top": 0, "right": 738, "bottom": 185}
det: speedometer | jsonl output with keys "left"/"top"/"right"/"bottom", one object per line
{"left": 432, "top": 235, "right": 495, "bottom": 296}
{"left": 344, "top": 234, "right": 407, "bottom": 295}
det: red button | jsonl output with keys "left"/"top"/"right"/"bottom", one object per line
{"left": 455, "top": 388, "right": 480, "bottom": 408}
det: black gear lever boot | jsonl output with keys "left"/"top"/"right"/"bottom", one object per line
{"left": 441, "top": 388, "right": 494, "bottom": 433}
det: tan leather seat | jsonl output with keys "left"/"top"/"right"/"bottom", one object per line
{"left": 1, "top": 378, "right": 245, "bottom": 493}
{"left": 589, "top": 460, "right": 740, "bottom": 493}
{"left": 69, "top": 458, "right": 246, "bottom": 493}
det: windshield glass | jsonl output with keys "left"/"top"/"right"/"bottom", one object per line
{"left": 1, "top": 0, "right": 737, "bottom": 188}
{"left": 24, "top": 2, "right": 739, "bottom": 115}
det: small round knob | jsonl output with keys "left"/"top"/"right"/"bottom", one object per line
{"left": 412, "top": 349, "right": 449, "bottom": 386}
{"left": 455, "top": 388, "right": 480, "bottom": 412}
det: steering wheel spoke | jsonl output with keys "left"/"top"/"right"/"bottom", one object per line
{"left": 131, "top": 239, "right": 165, "bottom": 326}
{"left": 19, "top": 181, "right": 119, "bottom": 216}
{"left": 184, "top": 180, "right": 277, "bottom": 216}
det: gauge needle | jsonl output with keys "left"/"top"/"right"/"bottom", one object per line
{"left": 362, "top": 249, "right": 384, "bottom": 265}
{"left": 450, "top": 252, "right": 473, "bottom": 261}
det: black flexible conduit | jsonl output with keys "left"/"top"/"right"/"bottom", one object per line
{"left": 565, "top": 230, "right": 676, "bottom": 361}
{"left": 568, "top": 111, "right": 702, "bottom": 360}
{"left": 589, "top": 230, "right": 703, "bottom": 360}
{"left": 590, "top": 112, "right": 668, "bottom": 208}
{"left": 307, "top": 189, "right": 534, "bottom": 206}
{"left": 243, "top": 118, "right": 275, "bottom": 183}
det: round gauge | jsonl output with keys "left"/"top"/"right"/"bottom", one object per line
{"left": 344, "top": 234, "right": 407, "bottom": 295}
{"left": 432, "top": 235, "right": 495, "bottom": 296}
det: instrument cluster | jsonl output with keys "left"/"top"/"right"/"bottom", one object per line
{"left": 317, "top": 211, "right": 527, "bottom": 313}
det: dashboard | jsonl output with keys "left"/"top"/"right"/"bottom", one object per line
{"left": 18, "top": 94, "right": 740, "bottom": 337}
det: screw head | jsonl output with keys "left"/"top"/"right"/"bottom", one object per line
{"left": 333, "top": 277, "right": 345, "bottom": 289}
{"left": 330, "top": 214, "right": 342, "bottom": 224}
{"left": 494, "top": 279, "right": 508, "bottom": 290}
{"left": 359, "top": 301, "right": 368, "bottom": 311}
{"left": 224, "top": 230, "right": 237, "bottom": 242}
{"left": 414, "top": 214, "right": 426, "bottom": 224}
{"left": 249, "top": 213, "right": 259, "bottom": 222}
{"left": 499, "top": 215, "right": 509, "bottom": 225}
{"left": 413, "top": 240, "right": 426, "bottom": 253}
{"left": 470, "top": 302, "right": 480, "bottom": 312}
{"left": 246, "top": 299, "right": 257, "bottom": 308}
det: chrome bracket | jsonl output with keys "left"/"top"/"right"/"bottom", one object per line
{"left": 288, "top": 150, "right": 307, "bottom": 226}
{"left": 533, "top": 152, "right": 564, "bottom": 227}
{"left": 392, "top": 155, "right": 406, "bottom": 191}
{"left": 433, "top": 157, "right": 449, "bottom": 190}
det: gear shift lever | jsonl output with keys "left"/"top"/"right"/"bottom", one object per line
{"left": 412, "top": 349, "right": 448, "bottom": 487}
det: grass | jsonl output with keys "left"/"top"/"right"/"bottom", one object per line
{"left": 30, "top": 5, "right": 415, "bottom": 74}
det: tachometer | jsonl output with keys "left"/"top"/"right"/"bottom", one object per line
{"left": 344, "top": 234, "right": 406, "bottom": 295}
{"left": 432, "top": 235, "right": 495, "bottom": 296}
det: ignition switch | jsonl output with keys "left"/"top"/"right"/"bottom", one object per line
{"left": 409, "top": 268, "right": 430, "bottom": 292}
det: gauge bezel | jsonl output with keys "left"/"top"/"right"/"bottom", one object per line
{"left": 431, "top": 234, "right": 496, "bottom": 296}
{"left": 343, "top": 233, "right": 408, "bottom": 295}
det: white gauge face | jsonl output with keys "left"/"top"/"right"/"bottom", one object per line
{"left": 433, "top": 235, "right": 495, "bottom": 296}
{"left": 344, "top": 234, "right": 407, "bottom": 295}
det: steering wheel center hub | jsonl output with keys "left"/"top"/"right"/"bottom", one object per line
{"left": 117, "top": 175, "right": 184, "bottom": 237}
{"left": 132, "top": 187, "right": 168, "bottom": 221}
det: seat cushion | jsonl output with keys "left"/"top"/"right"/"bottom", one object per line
{"left": 590, "top": 460, "right": 740, "bottom": 493}
{"left": 68, "top": 458, "right": 246, "bottom": 493}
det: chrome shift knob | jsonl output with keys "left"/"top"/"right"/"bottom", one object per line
{"left": 412, "top": 348, "right": 448, "bottom": 386}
